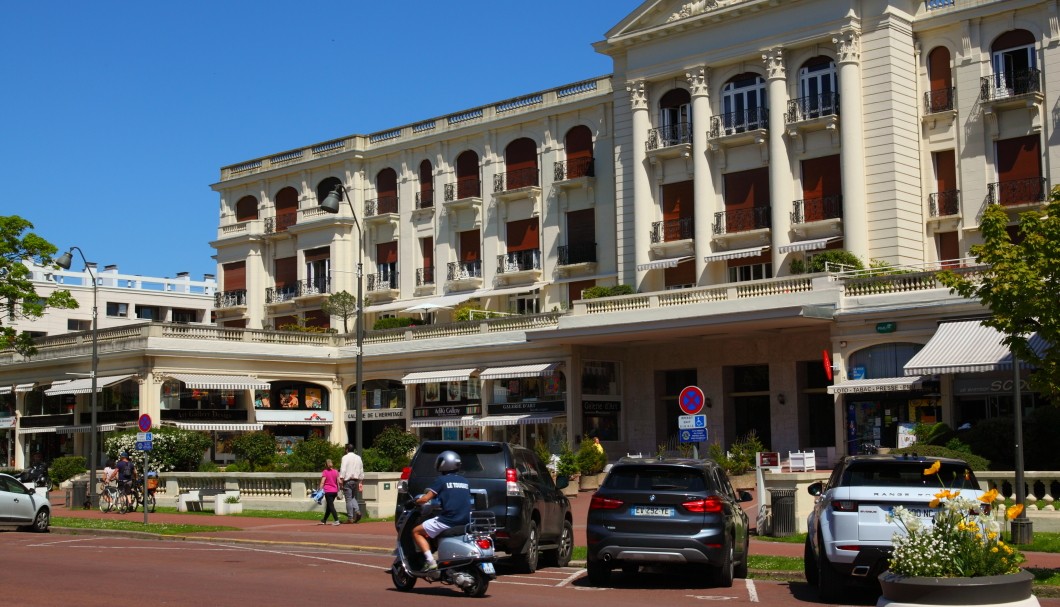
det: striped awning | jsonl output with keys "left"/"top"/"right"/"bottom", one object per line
{"left": 409, "top": 416, "right": 481, "bottom": 428}
{"left": 828, "top": 376, "right": 925, "bottom": 394}
{"left": 44, "top": 375, "right": 134, "bottom": 396}
{"left": 636, "top": 256, "right": 692, "bottom": 272}
{"left": 779, "top": 236, "right": 841, "bottom": 253}
{"left": 479, "top": 362, "right": 562, "bottom": 380}
{"left": 703, "top": 245, "right": 769, "bottom": 263}
{"left": 257, "top": 419, "right": 331, "bottom": 426}
{"left": 15, "top": 383, "right": 36, "bottom": 393}
{"left": 165, "top": 374, "right": 271, "bottom": 390}
{"left": 0, "top": 387, "right": 9, "bottom": 395}
{"left": 904, "top": 320, "right": 1048, "bottom": 376}
{"left": 56, "top": 423, "right": 118, "bottom": 434}
{"left": 402, "top": 368, "right": 478, "bottom": 385}
{"left": 477, "top": 413, "right": 564, "bottom": 426}
{"left": 18, "top": 426, "right": 57, "bottom": 435}
{"left": 171, "top": 422, "right": 263, "bottom": 432}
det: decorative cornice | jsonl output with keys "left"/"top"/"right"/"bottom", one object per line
{"left": 761, "top": 47, "right": 786, "bottom": 80}
{"left": 685, "top": 67, "right": 709, "bottom": 98}
{"left": 626, "top": 80, "right": 648, "bottom": 111}
{"left": 833, "top": 28, "right": 861, "bottom": 64}
{"left": 667, "top": 0, "right": 720, "bottom": 23}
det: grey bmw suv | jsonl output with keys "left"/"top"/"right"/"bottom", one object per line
{"left": 585, "top": 457, "right": 753, "bottom": 587}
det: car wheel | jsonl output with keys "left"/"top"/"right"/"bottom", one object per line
{"left": 586, "top": 560, "right": 611, "bottom": 586}
{"left": 514, "top": 520, "right": 539, "bottom": 574}
{"left": 734, "top": 534, "right": 749, "bottom": 579}
{"left": 817, "top": 539, "right": 843, "bottom": 602}
{"left": 542, "top": 520, "right": 573, "bottom": 568}
{"left": 31, "top": 508, "right": 49, "bottom": 533}
{"left": 714, "top": 541, "right": 734, "bottom": 588}
{"left": 803, "top": 536, "right": 819, "bottom": 586}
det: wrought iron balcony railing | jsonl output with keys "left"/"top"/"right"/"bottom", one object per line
{"left": 366, "top": 271, "right": 398, "bottom": 291}
{"left": 646, "top": 122, "right": 692, "bottom": 151}
{"left": 298, "top": 277, "right": 331, "bottom": 297}
{"left": 214, "top": 290, "right": 248, "bottom": 308}
{"left": 987, "top": 177, "right": 1047, "bottom": 207}
{"left": 265, "top": 285, "right": 298, "bottom": 304}
{"left": 980, "top": 69, "right": 1042, "bottom": 101}
{"left": 415, "top": 189, "right": 434, "bottom": 209}
{"left": 554, "top": 157, "right": 595, "bottom": 181}
{"left": 650, "top": 217, "right": 694, "bottom": 244}
{"left": 929, "top": 190, "right": 961, "bottom": 217}
{"left": 415, "top": 267, "right": 434, "bottom": 286}
{"left": 265, "top": 212, "right": 297, "bottom": 234}
{"left": 558, "top": 242, "right": 597, "bottom": 265}
{"left": 497, "top": 249, "right": 541, "bottom": 274}
{"left": 364, "top": 195, "right": 398, "bottom": 216}
{"left": 712, "top": 207, "right": 771, "bottom": 235}
{"left": 444, "top": 177, "right": 481, "bottom": 201}
{"left": 924, "top": 87, "right": 955, "bottom": 113}
{"left": 791, "top": 195, "right": 843, "bottom": 224}
{"left": 709, "top": 108, "right": 768, "bottom": 137}
{"left": 493, "top": 167, "right": 539, "bottom": 193}
{"left": 447, "top": 260, "right": 483, "bottom": 281}
{"left": 786, "top": 93, "right": 839, "bottom": 123}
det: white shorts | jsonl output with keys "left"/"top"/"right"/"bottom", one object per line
{"left": 422, "top": 517, "right": 452, "bottom": 538}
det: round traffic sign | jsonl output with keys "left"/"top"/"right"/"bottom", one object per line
{"left": 678, "top": 385, "right": 706, "bottom": 415}
{"left": 138, "top": 414, "right": 153, "bottom": 433}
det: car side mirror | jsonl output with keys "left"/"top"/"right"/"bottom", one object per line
{"left": 738, "top": 490, "right": 753, "bottom": 503}
{"left": 555, "top": 475, "right": 569, "bottom": 490}
{"left": 807, "top": 481, "right": 823, "bottom": 497}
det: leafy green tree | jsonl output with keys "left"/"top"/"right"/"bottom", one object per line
{"left": 104, "top": 427, "right": 212, "bottom": 472}
{"left": 939, "top": 191, "right": 1060, "bottom": 397}
{"left": 322, "top": 290, "right": 358, "bottom": 333}
{"left": 48, "top": 455, "right": 86, "bottom": 485}
{"left": 807, "top": 249, "right": 863, "bottom": 273}
{"left": 0, "top": 216, "right": 78, "bottom": 356}
{"left": 362, "top": 425, "right": 420, "bottom": 472}
{"left": 287, "top": 437, "right": 344, "bottom": 472}
{"left": 230, "top": 431, "right": 278, "bottom": 471}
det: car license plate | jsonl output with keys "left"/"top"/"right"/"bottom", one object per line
{"left": 892, "top": 506, "right": 936, "bottom": 520}
{"left": 632, "top": 506, "right": 675, "bottom": 517}
{"left": 480, "top": 562, "right": 495, "bottom": 575}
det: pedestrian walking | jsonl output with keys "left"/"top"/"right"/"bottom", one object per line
{"left": 319, "top": 459, "right": 341, "bottom": 525}
{"left": 339, "top": 444, "right": 364, "bottom": 523}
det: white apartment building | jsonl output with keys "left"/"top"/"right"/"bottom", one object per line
{"left": 0, "top": 0, "right": 1053, "bottom": 471}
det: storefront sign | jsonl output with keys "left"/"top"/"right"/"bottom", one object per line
{"left": 357, "top": 408, "right": 406, "bottom": 421}
{"left": 160, "top": 409, "right": 249, "bottom": 421}
{"left": 0, "top": 416, "right": 15, "bottom": 429}
{"left": 487, "top": 401, "right": 564, "bottom": 415}
{"left": 582, "top": 400, "right": 621, "bottom": 413}
{"left": 876, "top": 322, "right": 896, "bottom": 333}
{"left": 256, "top": 410, "right": 334, "bottom": 423}
{"left": 413, "top": 404, "right": 481, "bottom": 418}
{"left": 79, "top": 410, "right": 139, "bottom": 425}
{"left": 954, "top": 376, "right": 1033, "bottom": 395}
{"left": 20, "top": 413, "right": 74, "bottom": 427}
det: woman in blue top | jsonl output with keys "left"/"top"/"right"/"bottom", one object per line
{"left": 411, "top": 450, "right": 471, "bottom": 571}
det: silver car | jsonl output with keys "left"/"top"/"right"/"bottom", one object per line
{"left": 0, "top": 473, "right": 50, "bottom": 532}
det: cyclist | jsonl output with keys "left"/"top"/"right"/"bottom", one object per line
{"left": 99, "top": 459, "right": 117, "bottom": 511}
{"left": 115, "top": 451, "right": 137, "bottom": 510}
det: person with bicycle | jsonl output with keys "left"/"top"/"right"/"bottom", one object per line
{"left": 115, "top": 451, "right": 137, "bottom": 510}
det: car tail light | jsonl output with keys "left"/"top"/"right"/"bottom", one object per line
{"left": 683, "top": 496, "right": 723, "bottom": 513}
{"left": 589, "top": 494, "right": 624, "bottom": 510}
{"left": 400, "top": 467, "right": 411, "bottom": 480}
{"left": 506, "top": 468, "right": 521, "bottom": 497}
{"left": 831, "top": 500, "right": 858, "bottom": 512}
{"left": 837, "top": 545, "right": 862, "bottom": 552}
{"left": 476, "top": 537, "right": 494, "bottom": 550}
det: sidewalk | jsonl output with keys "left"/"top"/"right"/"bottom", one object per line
{"left": 46, "top": 491, "right": 1060, "bottom": 570}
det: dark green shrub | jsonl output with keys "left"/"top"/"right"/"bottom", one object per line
{"left": 197, "top": 460, "right": 220, "bottom": 472}
{"left": 891, "top": 444, "right": 990, "bottom": 471}
{"left": 372, "top": 316, "right": 426, "bottom": 330}
{"left": 49, "top": 455, "right": 86, "bottom": 485}
{"left": 360, "top": 447, "right": 390, "bottom": 472}
{"left": 789, "top": 258, "right": 806, "bottom": 275}
{"left": 556, "top": 442, "right": 578, "bottom": 478}
{"left": 807, "top": 250, "right": 864, "bottom": 273}
{"left": 707, "top": 431, "right": 765, "bottom": 476}
{"left": 581, "top": 284, "right": 635, "bottom": 299}
{"left": 575, "top": 436, "right": 607, "bottom": 475}
{"left": 609, "top": 284, "right": 634, "bottom": 296}
{"left": 287, "top": 438, "right": 345, "bottom": 472}
{"left": 365, "top": 425, "right": 420, "bottom": 471}
{"left": 230, "top": 431, "right": 278, "bottom": 471}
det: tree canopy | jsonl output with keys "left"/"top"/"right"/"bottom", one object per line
{"left": 0, "top": 216, "right": 78, "bottom": 355}
{"left": 321, "top": 290, "right": 358, "bottom": 333}
{"left": 938, "top": 190, "right": 1060, "bottom": 397}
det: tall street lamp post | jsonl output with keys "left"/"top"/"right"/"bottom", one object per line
{"left": 319, "top": 183, "right": 365, "bottom": 456}
{"left": 55, "top": 247, "right": 98, "bottom": 508}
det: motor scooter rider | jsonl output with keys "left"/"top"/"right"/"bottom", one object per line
{"left": 411, "top": 450, "right": 471, "bottom": 572}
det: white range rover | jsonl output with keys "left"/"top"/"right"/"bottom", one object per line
{"left": 803, "top": 454, "right": 984, "bottom": 602}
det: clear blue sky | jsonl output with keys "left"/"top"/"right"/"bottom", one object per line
{"left": 1, "top": 1, "right": 640, "bottom": 281}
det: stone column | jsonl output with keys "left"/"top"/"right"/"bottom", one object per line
{"left": 763, "top": 47, "right": 794, "bottom": 272}
{"left": 835, "top": 28, "right": 869, "bottom": 262}
{"left": 688, "top": 67, "right": 714, "bottom": 284}
{"left": 627, "top": 80, "right": 653, "bottom": 290}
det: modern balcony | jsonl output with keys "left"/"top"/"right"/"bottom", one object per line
{"left": 265, "top": 286, "right": 298, "bottom": 305}
{"left": 553, "top": 157, "right": 595, "bottom": 189}
{"left": 713, "top": 207, "right": 771, "bottom": 235}
{"left": 297, "top": 277, "right": 331, "bottom": 298}
{"left": 988, "top": 177, "right": 1047, "bottom": 209}
{"left": 493, "top": 167, "right": 541, "bottom": 203}
{"left": 214, "top": 289, "right": 248, "bottom": 309}
{"left": 443, "top": 178, "right": 482, "bottom": 212}
{"left": 645, "top": 123, "right": 692, "bottom": 162}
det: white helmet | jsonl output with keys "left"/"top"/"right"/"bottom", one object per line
{"left": 436, "top": 450, "right": 461, "bottom": 473}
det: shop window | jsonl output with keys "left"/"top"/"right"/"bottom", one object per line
{"left": 728, "top": 261, "right": 772, "bottom": 283}
{"left": 492, "top": 373, "right": 565, "bottom": 405}
{"left": 511, "top": 289, "right": 540, "bottom": 315}
{"left": 847, "top": 343, "right": 923, "bottom": 379}
{"left": 254, "top": 382, "right": 328, "bottom": 410}
{"left": 582, "top": 361, "right": 620, "bottom": 396}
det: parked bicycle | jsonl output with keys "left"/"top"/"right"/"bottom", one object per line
{"left": 98, "top": 481, "right": 121, "bottom": 513}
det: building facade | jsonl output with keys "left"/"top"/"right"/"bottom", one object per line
{"left": 1, "top": 0, "right": 1054, "bottom": 470}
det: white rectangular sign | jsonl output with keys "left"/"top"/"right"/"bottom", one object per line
{"left": 678, "top": 414, "right": 706, "bottom": 430}
{"left": 136, "top": 432, "right": 152, "bottom": 441}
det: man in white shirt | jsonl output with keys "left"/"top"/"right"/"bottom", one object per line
{"left": 339, "top": 444, "right": 364, "bottom": 523}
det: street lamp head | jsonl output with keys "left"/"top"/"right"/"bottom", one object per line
{"left": 55, "top": 250, "right": 74, "bottom": 270}
{"left": 320, "top": 185, "right": 345, "bottom": 214}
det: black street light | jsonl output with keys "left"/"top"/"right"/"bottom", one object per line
{"left": 55, "top": 247, "right": 98, "bottom": 508}
{"left": 319, "top": 183, "right": 365, "bottom": 456}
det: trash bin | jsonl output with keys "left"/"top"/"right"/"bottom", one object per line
{"left": 70, "top": 480, "right": 89, "bottom": 510}
{"left": 768, "top": 488, "right": 797, "bottom": 538}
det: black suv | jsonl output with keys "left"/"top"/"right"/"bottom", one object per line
{"left": 396, "top": 440, "right": 573, "bottom": 573}
{"left": 585, "top": 457, "right": 752, "bottom": 587}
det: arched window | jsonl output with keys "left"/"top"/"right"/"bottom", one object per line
{"left": 315, "top": 177, "right": 341, "bottom": 207}
{"left": 454, "top": 150, "right": 480, "bottom": 199}
{"left": 991, "top": 30, "right": 1037, "bottom": 96}
{"left": 275, "top": 187, "right": 300, "bottom": 232}
{"left": 418, "top": 160, "right": 433, "bottom": 208}
{"left": 375, "top": 168, "right": 398, "bottom": 214}
{"left": 720, "top": 73, "right": 767, "bottom": 134}
{"left": 796, "top": 57, "right": 837, "bottom": 119}
{"left": 562, "top": 125, "right": 594, "bottom": 179}
{"left": 504, "top": 138, "right": 538, "bottom": 190}
{"left": 658, "top": 88, "right": 691, "bottom": 145}
{"left": 235, "top": 195, "right": 258, "bottom": 222}
{"left": 927, "top": 47, "right": 953, "bottom": 112}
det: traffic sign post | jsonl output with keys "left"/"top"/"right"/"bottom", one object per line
{"left": 678, "top": 385, "right": 706, "bottom": 415}
{"left": 138, "top": 414, "right": 152, "bottom": 433}
{"left": 677, "top": 386, "right": 708, "bottom": 458}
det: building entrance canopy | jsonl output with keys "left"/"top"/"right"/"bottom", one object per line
{"left": 903, "top": 320, "right": 1048, "bottom": 376}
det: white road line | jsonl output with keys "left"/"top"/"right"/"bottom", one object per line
{"left": 744, "top": 578, "right": 759, "bottom": 602}
{"left": 27, "top": 537, "right": 105, "bottom": 547}
{"left": 207, "top": 541, "right": 390, "bottom": 570}
{"left": 556, "top": 569, "right": 585, "bottom": 587}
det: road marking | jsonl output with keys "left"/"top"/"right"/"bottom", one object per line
{"left": 556, "top": 569, "right": 585, "bottom": 587}
{"left": 209, "top": 542, "right": 390, "bottom": 570}
{"left": 685, "top": 597, "right": 734, "bottom": 601}
{"left": 28, "top": 537, "right": 104, "bottom": 547}
{"left": 745, "top": 578, "right": 759, "bottom": 602}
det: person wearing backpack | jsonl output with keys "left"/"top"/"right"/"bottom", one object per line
{"left": 116, "top": 452, "right": 137, "bottom": 510}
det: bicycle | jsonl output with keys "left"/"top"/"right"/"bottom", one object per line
{"left": 114, "top": 480, "right": 138, "bottom": 514}
{"left": 98, "top": 482, "right": 120, "bottom": 513}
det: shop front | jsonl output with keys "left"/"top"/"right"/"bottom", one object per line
{"left": 347, "top": 379, "right": 407, "bottom": 448}
{"left": 161, "top": 374, "right": 270, "bottom": 462}
{"left": 479, "top": 362, "right": 566, "bottom": 450}
{"left": 581, "top": 360, "right": 622, "bottom": 444}
{"left": 403, "top": 368, "right": 482, "bottom": 440}
{"left": 0, "top": 388, "right": 14, "bottom": 467}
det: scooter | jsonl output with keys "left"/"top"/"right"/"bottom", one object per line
{"left": 388, "top": 499, "right": 497, "bottom": 597}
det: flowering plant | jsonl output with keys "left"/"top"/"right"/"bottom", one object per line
{"left": 887, "top": 460, "right": 1025, "bottom": 577}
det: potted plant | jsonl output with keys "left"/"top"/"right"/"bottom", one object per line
{"left": 556, "top": 443, "right": 579, "bottom": 497}
{"left": 878, "top": 461, "right": 1035, "bottom": 606}
{"left": 576, "top": 436, "right": 606, "bottom": 491}
{"left": 217, "top": 493, "right": 242, "bottom": 515}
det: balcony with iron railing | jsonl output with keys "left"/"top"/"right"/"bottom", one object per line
{"left": 297, "top": 277, "right": 331, "bottom": 297}
{"left": 786, "top": 93, "right": 839, "bottom": 123}
{"left": 558, "top": 242, "right": 597, "bottom": 266}
{"left": 929, "top": 190, "right": 961, "bottom": 217}
{"left": 366, "top": 271, "right": 398, "bottom": 292}
{"left": 646, "top": 123, "right": 692, "bottom": 159}
{"left": 554, "top": 157, "right": 594, "bottom": 183}
{"left": 980, "top": 69, "right": 1043, "bottom": 104}
{"left": 988, "top": 177, "right": 1047, "bottom": 208}
{"left": 713, "top": 207, "right": 771, "bottom": 235}
{"left": 415, "top": 267, "right": 434, "bottom": 287}
{"left": 415, "top": 189, "right": 434, "bottom": 210}
{"left": 447, "top": 260, "right": 483, "bottom": 282}
{"left": 497, "top": 250, "right": 541, "bottom": 275}
{"left": 709, "top": 108, "right": 768, "bottom": 141}
{"left": 215, "top": 290, "right": 248, "bottom": 309}
{"left": 924, "top": 87, "right": 955, "bottom": 114}
{"left": 365, "top": 195, "right": 398, "bottom": 217}
{"left": 650, "top": 217, "right": 694, "bottom": 244}
{"left": 264, "top": 212, "right": 298, "bottom": 235}
{"left": 493, "top": 168, "right": 540, "bottom": 202}
{"left": 791, "top": 195, "right": 843, "bottom": 225}
{"left": 265, "top": 285, "right": 299, "bottom": 304}
{"left": 443, "top": 177, "right": 482, "bottom": 210}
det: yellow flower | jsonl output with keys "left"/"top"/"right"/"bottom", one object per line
{"left": 924, "top": 460, "right": 941, "bottom": 475}
{"left": 929, "top": 498, "right": 941, "bottom": 508}
{"left": 979, "top": 488, "right": 999, "bottom": 504}
{"left": 1007, "top": 504, "right": 1024, "bottom": 520}
{"left": 992, "top": 547, "right": 999, "bottom": 553}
